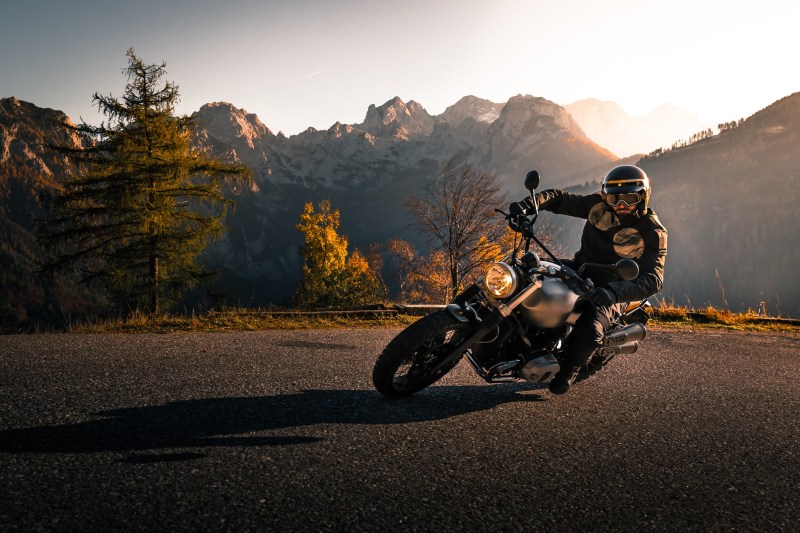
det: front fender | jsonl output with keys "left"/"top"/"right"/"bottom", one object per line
{"left": 446, "top": 303, "right": 481, "bottom": 325}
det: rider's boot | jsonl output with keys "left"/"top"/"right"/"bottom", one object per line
{"left": 549, "top": 316, "right": 603, "bottom": 395}
{"left": 548, "top": 364, "right": 580, "bottom": 395}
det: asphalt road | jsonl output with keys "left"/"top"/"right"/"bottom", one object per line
{"left": 1, "top": 327, "right": 799, "bottom": 531}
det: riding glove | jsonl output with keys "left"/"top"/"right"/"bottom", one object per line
{"left": 586, "top": 287, "right": 617, "bottom": 307}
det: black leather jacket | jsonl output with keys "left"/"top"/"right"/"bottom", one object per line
{"left": 529, "top": 189, "right": 668, "bottom": 302}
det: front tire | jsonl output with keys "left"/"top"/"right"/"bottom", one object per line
{"left": 373, "top": 311, "right": 473, "bottom": 398}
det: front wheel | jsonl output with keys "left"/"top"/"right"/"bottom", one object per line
{"left": 373, "top": 311, "right": 473, "bottom": 398}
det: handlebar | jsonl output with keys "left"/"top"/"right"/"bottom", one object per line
{"left": 497, "top": 202, "right": 562, "bottom": 267}
{"left": 495, "top": 206, "right": 536, "bottom": 239}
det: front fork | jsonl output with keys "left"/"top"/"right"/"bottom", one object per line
{"left": 447, "top": 295, "right": 536, "bottom": 383}
{"left": 440, "top": 279, "right": 561, "bottom": 383}
{"left": 429, "top": 288, "right": 507, "bottom": 377}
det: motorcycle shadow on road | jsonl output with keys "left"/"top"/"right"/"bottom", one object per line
{"left": 0, "top": 384, "right": 544, "bottom": 460}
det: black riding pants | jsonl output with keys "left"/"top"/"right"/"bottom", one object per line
{"left": 564, "top": 302, "right": 627, "bottom": 369}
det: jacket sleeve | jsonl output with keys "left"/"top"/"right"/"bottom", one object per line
{"left": 607, "top": 225, "right": 668, "bottom": 302}
{"left": 526, "top": 189, "right": 601, "bottom": 219}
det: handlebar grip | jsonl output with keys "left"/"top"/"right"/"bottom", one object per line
{"left": 508, "top": 201, "right": 528, "bottom": 217}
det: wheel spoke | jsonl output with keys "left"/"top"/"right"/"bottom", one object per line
{"left": 391, "top": 328, "right": 466, "bottom": 387}
{"left": 373, "top": 311, "right": 473, "bottom": 398}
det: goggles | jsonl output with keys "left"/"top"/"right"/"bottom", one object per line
{"left": 606, "top": 191, "right": 643, "bottom": 207}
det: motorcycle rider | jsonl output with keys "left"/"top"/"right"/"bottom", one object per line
{"left": 527, "top": 165, "right": 668, "bottom": 395}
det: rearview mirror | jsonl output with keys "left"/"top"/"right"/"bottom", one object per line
{"left": 525, "top": 170, "right": 540, "bottom": 191}
{"left": 615, "top": 259, "right": 639, "bottom": 281}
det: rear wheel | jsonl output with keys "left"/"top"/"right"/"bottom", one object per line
{"left": 373, "top": 311, "right": 473, "bottom": 398}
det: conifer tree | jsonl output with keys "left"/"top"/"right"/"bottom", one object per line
{"left": 37, "top": 49, "right": 251, "bottom": 314}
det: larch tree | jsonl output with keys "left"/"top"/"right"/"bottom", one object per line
{"left": 37, "top": 49, "right": 251, "bottom": 314}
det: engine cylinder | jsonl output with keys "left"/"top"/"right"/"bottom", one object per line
{"left": 519, "top": 353, "right": 560, "bottom": 383}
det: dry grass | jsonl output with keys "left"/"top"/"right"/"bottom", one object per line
{"left": 12, "top": 304, "right": 799, "bottom": 334}
{"left": 650, "top": 303, "right": 799, "bottom": 332}
{"left": 66, "top": 309, "right": 419, "bottom": 334}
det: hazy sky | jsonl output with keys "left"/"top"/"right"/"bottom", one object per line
{"left": 2, "top": 0, "right": 798, "bottom": 135}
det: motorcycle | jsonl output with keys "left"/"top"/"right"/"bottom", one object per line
{"left": 373, "top": 170, "right": 652, "bottom": 398}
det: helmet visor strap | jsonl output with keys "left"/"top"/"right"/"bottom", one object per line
{"left": 606, "top": 192, "right": 642, "bottom": 207}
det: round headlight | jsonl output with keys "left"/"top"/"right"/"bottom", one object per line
{"left": 483, "top": 263, "right": 519, "bottom": 298}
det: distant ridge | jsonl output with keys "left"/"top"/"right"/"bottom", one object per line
{"left": 565, "top": 98, "right": 711, "bottom": 157}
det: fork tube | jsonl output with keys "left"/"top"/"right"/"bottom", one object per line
{"left": 496, "top": 278, "right": 542, "bottom": 317}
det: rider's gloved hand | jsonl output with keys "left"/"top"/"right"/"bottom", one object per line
{"left": 508, "top": 201, "right": 528, "bottom": 216}
{"left": 586, "top": 287, "right": 617, "bottom": 307}
{"left": 520, "top": 194, "right": 545, "bottom": 210}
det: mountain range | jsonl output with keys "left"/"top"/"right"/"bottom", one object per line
{"left": 2, "top": 91, "right": 799, "bottom": 326}
{"left": 188, "top": 94, "right": 618, "bottom": 306}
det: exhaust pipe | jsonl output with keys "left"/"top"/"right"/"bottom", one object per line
{"left": 603, "top": 323, "right": 646, "bottom": 346}
{"left": 596, "top": 341, "right": 639, "bottom": 357}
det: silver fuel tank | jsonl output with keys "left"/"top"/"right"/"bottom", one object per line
{"left": 519, "top": 262, "right": 580, "bottom": 328}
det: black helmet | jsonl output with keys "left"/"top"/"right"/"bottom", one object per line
{"left": 602, "top": 165, "right": 651, "bottom": 211}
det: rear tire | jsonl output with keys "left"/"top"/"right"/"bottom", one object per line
{"left": 373, "top": 311, "right": 472, "bottom": 398}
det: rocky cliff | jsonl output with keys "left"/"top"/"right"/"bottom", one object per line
{"left": 0, "top": 98, "right": 105, "bottom": 327}
{"left": 185, "top": 93, "right": 617, "bottom": 303}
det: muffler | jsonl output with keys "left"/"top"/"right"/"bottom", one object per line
{"left": 603, "top": 323, "right": 646, "bottom": 346}
{"left": 596, "top": 341, "right": 639, "bottom": 357}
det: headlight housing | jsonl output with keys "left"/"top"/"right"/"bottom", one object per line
{"left": 483, "top": 263, "right": 519, "bottom": 299}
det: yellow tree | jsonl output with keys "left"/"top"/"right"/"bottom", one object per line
{"left": 294, "top": 200, "right": 384, "bottom": 308}
{"left": 342, "top": 249, "right": 385, "bottom": 304}
{"left": 386, "top": 239, "right": 451, "bottom": 304}
{"left": 387, "top": 226, "right": 562, "bottom": 304}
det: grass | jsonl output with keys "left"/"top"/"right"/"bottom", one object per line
{"left": 649, "top": 303, "right": 799, "bottom": 332}
{"left": 17, "top": 304, "right": 788, "bottom": 334}
{"left": 60, "top": 308, "right": 420, "bottom": 334}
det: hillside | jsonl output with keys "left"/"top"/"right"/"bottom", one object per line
{"left": 189, "top": 94, "right": 616, "bottom": 304}
{"left": 637, "top": 93, "right": 800, "bottom": 314}
{"left": 0, "top": 93, "right": 616, "bottom": 323}
{"left": 0, "top": 98, "right": 105, "bottom": 326}
{"left": 543, "top": 93, "right": 800, "bottom": 315}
